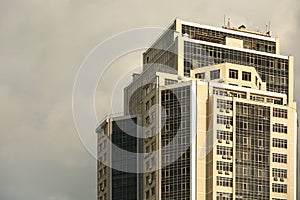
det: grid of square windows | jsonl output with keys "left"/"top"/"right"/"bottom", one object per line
{"left": 272, "top": 168, "right": 287, "bottom": 179}
{"left": 272, "top": 153, "right": 287, "bottom": 164}
{"left": 217, "top": 161, "right": 233, "bottom": 172}
{"left": 216, "top": 130, "right": 233, "bottom": 141}
{"left": 272, "top": 138, "right": 287, "bottom": 149}
{"left": 217, "top": 176, "right": 233, "bottom": 187}
{"left": 217, "top": 99, "right": 233, "bottom": 110}
{"left": 235, "top": 102, "right": 270, "bottom": 200}
{"left": 273, "top": 123, "right": 287, "bottom": 134}
{"left": 217, "top": 146, "right": 233, "bottom": 156}
{"left": 110, "top": 118, "right": 139, "bottom": 200}
{"left": 160, "top": 86, "right": 191, "bottom": 199}
{"left": 217, "top": 115, "right": 233, "bottom": 125}
{"left": 272, "top": 183, "right": 287, "bottom": 193}
{"left": 273, "top": 108, "right": 288, "bottom": 118}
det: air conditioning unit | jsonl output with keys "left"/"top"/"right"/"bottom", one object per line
{"left": 226, "top": 140, "right": 230, "bottom": 144}
{"left": 280, "top": 178, "right": 284, "bottom": 182}
{"left": 226, "top": 124, "right": 231, "bottom": 129}
{"left": 218, "top": 170, "right": 223, "bottom": 174}
{"left": 222, "top": 155, "right": 227, "bottom": 159}
{"left": 218, "top": 139, "right": 223, "bottom": 143}
{"left": 227, "top": 156, "right": 232, "bottom": 160}
{"left": 274, "top": 177, "right": 278, "bottom": 181}
{"left": 226, "top": 109, "right": 230, "bottom": 113}
{"left": 220, "top": 109, "right": 224, "bottom": 112}
{"left": 225, "top": 171, "right": 230, "bottom": 175}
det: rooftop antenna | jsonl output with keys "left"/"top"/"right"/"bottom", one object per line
{"left": 227, "top": 17, "right": 231, "bottom": 28}
{"left": 266, "top": 20, "right": 272, "bottom": 36}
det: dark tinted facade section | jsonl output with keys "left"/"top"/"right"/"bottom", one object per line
{"left": 142, "top": 26, "right": 177, "bottom": 72}
{"left": 111, "top": 118, "right": 138, "bottom": 200}
{"left": 235, "top": 102, "right": 271, "bottom": 200}
{"left": 161, "top": 86, "right": 191, "bottom": 199}
{"left": 182, "top": 24, "right": 276, "bottom": 53}
{"left": 184, "top": 41, "right": 289, "bottom": 96}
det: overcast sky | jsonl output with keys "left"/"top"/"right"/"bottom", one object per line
{"left": 1, "top": 0, "right": 299, "bottom": 200}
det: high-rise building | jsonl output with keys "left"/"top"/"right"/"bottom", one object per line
{"left": 96, "top": 18, "right": 298, "bottom": 200}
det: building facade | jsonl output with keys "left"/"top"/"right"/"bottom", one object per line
{"left": 96, "top": 18, "right": 298, "bottom": 200}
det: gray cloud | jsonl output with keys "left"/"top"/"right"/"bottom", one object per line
{"left": 0, "top": 0, "right": 299, "bottom": 199}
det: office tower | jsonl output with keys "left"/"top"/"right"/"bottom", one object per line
{"left": 97, "top": 18, "right": 298, "bottom": 200}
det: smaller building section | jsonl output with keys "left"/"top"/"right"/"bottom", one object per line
{"left": 96, "top": 116, "right": 141, "bottom": 200}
